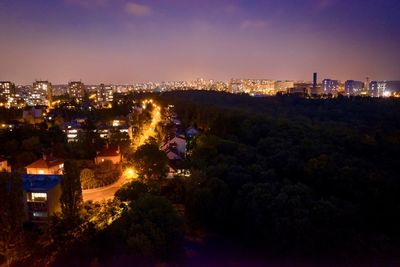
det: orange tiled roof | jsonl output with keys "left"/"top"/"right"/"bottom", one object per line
{"left": 25, "top": 157, "right": 64, "bottom": 169}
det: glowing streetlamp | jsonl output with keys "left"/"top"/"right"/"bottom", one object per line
{"left": 124, "top": 167, "right": 136, "bottom": 179}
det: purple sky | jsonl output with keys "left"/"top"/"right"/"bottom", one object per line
{"left": 1, "top": 0, "right": 399, "bottom": 84}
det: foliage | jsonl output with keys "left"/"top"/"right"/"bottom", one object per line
{"left": 60, "top": 160, "right": 83, "bottom": 221}
{"left": 80, "top": 168, "right": 95, "bottom": 189}
{"left": 112, "top": 193, "right": 184, "bottom": 258}
{"left": 131, "top": 141, "right": 168, "bottom": 180}
{"left": 0, "top": 173, "right": 24, "bottom": 264}
{"left": 94, "top": 161, "right": 121, "bottom": 187}
{"left": 80, "top": 161, "right": 121, "bottom": 189}
{"left": 157, "top": 91, "right": 400, "bottom": 256}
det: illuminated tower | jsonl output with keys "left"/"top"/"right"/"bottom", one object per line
{"left": 68, "top": 81, "right": 86, "bottom": 102}
{"left": 364, "top": 77, "right": 370, "bottom": 96}
{"left": 0, "top": 81, "right": 16, "bottom": 101}
{"left": 32, "top": 81, "right": 52, "bottom": 106}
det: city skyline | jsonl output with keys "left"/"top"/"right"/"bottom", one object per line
{"left": 1, "top": 0, "right": 400, "bottom": 84}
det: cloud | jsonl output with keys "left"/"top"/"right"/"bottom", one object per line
{"left": 240, "top": 20, "right": 268, "bottom": 30}
{"left": 65, "top": 0, "right": 109, "bottom": 8}
{"left": 125, "top": 2, "right": 152, "bottom": 16}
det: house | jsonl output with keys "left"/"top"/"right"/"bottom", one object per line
{"left": 25, "top": 155, "right": 64, "bottom": 175}
{"left": 22, "top": 174, "right": 62, "bottom": 222}
{"left": 162, "top": 135, "right": 187, "bottom": 156}
{"left": 165, "top": 148, "right": 183, "bottom": 161}
{"left": 0, "top": 157, "right": 11, "bottom": 172}
{"left": 95, "top": 145, "right": 121, "bottom": 165}
{"left": 22, "top": 106, "right": 45, "bottom": 124}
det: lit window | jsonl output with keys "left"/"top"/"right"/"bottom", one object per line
{"left": 38, "top": 170, "right": 45, "bottom": 174}
{"left": 33, "top": 211, "right": 48, "bottom": 218}
{"left": 31, "top": 192, "right": 47, "bottom": 201}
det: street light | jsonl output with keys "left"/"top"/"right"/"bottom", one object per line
{"left": 124, "top": 167, "right": 136, "bottom": 179}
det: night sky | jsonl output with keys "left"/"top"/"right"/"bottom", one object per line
{"left": 1, "top": 0, "right": 399, "bottom": 84}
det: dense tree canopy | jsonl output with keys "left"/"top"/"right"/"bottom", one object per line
{"left": 130, "top": 141, "right": 168, "bottom": 180}
{"left": 60, "top": 160, "right": 83, "bottom": 221}
{"left": 0, "top": 173, "right": 24, "bottom": 264}
{"left": 157, "top": 91, "right": 400, "bottom": 257}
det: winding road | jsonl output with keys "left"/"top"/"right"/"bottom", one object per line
{"left": 82, "top": 174, "right": 129, "bottom": 202}
{"left": 82, "top": 102, "right": 162, "bottom": 202}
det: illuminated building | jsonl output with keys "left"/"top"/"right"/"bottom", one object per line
{"left": 230, "top": 80, "right": 245, "bottom": 93}
{"left": 22, "top": 174, "right": 62, "bottom": 222}
{"left": 0, "top": 81, "right": 16, "bottom": 103}
{"left": 97, "top": 84, "right": 114, "bottom": 103}
{"left": 290, "top": 82, "right": 312, "bottom": 96}
{"left": 364, "top": 77, "right": 370, "bottom": 95}
{"left": 345, "top": 80, "right": 364, "bottom": 96}
{"left": 62, "top": 122, "right": 82, "bottom": 142}
{"left": 369, "top": 81, "right": 380, "bottom": 97}
{"left": 322, "top": 79, "right": 340, "bottom": 95}
{"left": 275, "top": 81, "right": 295, "bottom": 94}
{"left": 68, "top": 81, "right": 86, "bottom": 102}
{"left": 25, "top": 155, "right": 64, "bottom": 175}
{"left": 31, "top": 81, "right": 52, "bottom": 106}
{"left": 95, "top": 145, "right": 121, "bottom": 165}
{"left": 368, "top": 81, "right": 400, "bottom": 97}
{"left": 0, "top": 157, "right": 11, "bottom": 172}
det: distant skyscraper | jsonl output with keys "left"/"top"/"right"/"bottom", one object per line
{"left": 383, "top": 81, "right": 400, "bottom": 97}
{"left": 344, "top": 80, "right": 364, "bottom": 96}
{"left": 96, "top": 84, "right": 113, "bottom": 103}
{"left": 369, "top": 81, "right": 379, "bottom": 97}
{"left": 0, "top": 81, "right": 16, "bottom": 101}
{"left": 322, "top": 79, "right": 340, "bottom": 95}
{"left": 312, "top": 72, "right": 318, "bottom": 95}
{"left": 31, "top": 81, "right": 52, "bottom": 106}
{"left": 367, "top": 80, "right": 400, "bottom": 97}
{"left": 364, "top": 77, "right": 370, "bottom": 95}
{"left": 68, "top": 81, "right": 85, "bottom": 102}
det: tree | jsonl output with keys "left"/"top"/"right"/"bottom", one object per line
{"left": 115, "top": 181, "right": 149, "bottom": 202}
{"left": 80, "top": 168, "right": 95, "bottom": 190}
{"left": 94, "top": 160, "right": 120, "bottom": 187}
{"left": 131, "top": 142, "right": 168, "bottom": 180}
{"left": 60, "top": 160, "right": 83, "bottom": 221}
{"left": 0, "top": 173, "right": 24, "bottom": 265}
{"left": 115, "top": 194, "right": 184, "bottom": 258}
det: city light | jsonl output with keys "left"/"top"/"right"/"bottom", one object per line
{"left": 123, "top": 167, "right": 137, "bottom": 180}
{"left": 383, "top": 91, "right": 391, "bottom": 97}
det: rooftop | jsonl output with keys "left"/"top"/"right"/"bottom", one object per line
{"left": 22, "top": 174, "right": 61, "bottom": 192}
{"left": 25, "top": 156, "right": 64, "bottom": 169}
{"left": 97, "top": 145, "right": 120, "bottom": 157}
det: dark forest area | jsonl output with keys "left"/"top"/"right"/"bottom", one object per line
{"left": 157, "top": 91, "right": 400, "bottom": 259}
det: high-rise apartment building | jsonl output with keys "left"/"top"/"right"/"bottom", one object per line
{"left": 322, "top": 79, "right": 340, "bottom": 95}
{"left": 0, "top": 81, "right": 16, "bottom": 101}
{"left": 31, "top": 81, "right": 52, "bottom": 106}
{"left": 344, "top": 80, "right": 364, "bottom": 96}
{"left": 68, "top": 81, "right": 86, "bottom": 102}
{"left": 96, "top": 84, "right": 113, "bottom": 103}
